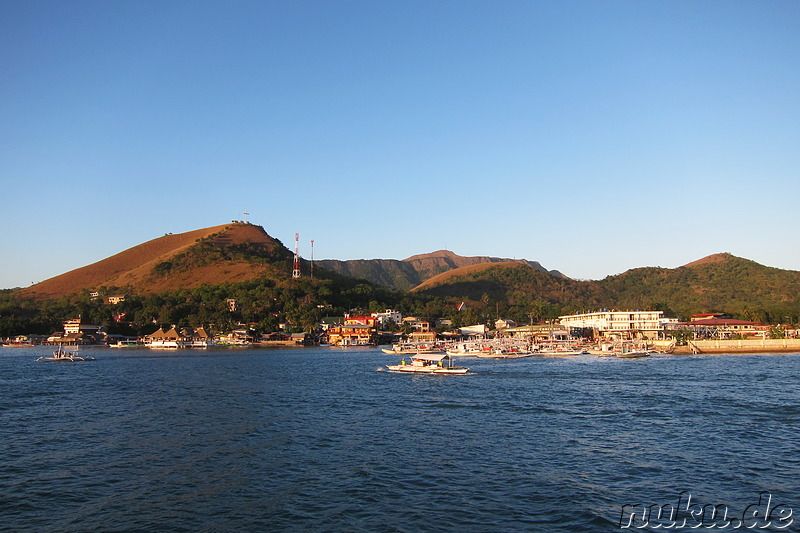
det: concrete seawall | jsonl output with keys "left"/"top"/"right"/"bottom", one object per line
{"left": 673, "top": 339, "right": 800, "bottom": 354}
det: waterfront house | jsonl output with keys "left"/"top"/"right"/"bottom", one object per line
{"left": 558, "top": 310, "right": 670, "bottom": 340}
{"left": 673, "top": 318, "right": 763, "bottom": 339}
{"left": 325, "top": 314, "right": 378, "bottom": 346}
{"left": 63, "top": 318, "right": 102, "bottom": 336}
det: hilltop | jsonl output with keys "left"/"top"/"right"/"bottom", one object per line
{"left": 19, "top": 223, "right": 293, "bottom": 300}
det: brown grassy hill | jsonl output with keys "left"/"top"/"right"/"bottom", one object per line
{"left": 19, "top": 223, "right": 291, "bottom": 300}
{"left": 411, "top": 261, "right": 529, "bottom": 292}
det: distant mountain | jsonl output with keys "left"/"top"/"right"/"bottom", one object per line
{"left": 316, "top": 249, "right": 565, "bottom": 291}
{"left": 19, "top": 223, "right": 294, "bottom": 300}
{"left": 412, "top": 253, "right": 800, "bottom": 320}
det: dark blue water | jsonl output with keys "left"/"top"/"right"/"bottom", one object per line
{"left": 2, "top": 347, "right": 798, "bottom": 532}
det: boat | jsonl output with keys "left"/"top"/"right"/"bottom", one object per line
{"left": 614, "top": 342, "right": 651, "bottom": 358}
{"left": 386, "top": 353, "right": 470, "bottom": 374}
{"left": 532, "top": 341, "right": 590, "bottom": 356}
{"left": 381, "top": 342, "right": 444, "bottom": 355}
{"left": 110, "top": 340, "right": 141, "bottom": 348}
{"left": 615, "top": 349, "right": 650, "bottom": 359}
{"left": 36, "top": 344, "right": 95, "bottom": 362}
{"left": 145, "top": 339, "right": 181, "bottom": 349}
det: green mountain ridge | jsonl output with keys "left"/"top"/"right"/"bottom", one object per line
{"left": 414, "top": 253, "right": 800, "bottom": 323}
{"left": 316, "top": 249, "right": 565, "bottom": 291}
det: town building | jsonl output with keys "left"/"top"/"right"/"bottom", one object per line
{"left": 494, "top": 318, "right": 517, "bottom": 330}
{"left": 51, "top": 318, "right": 104, "bottom": 344}
{"left": 500, "top": 323, "right": 571, "bottom": 341}
{"left": 371, "top": 309, "right": 403, "bottom": 328}
{"left": 63, "top": 318, "right": 102, "bottom": 336}
{"left": 673, "top": 318, "right": 764, "bottom": 339}
{"left": 558, "top": 310, "right": 676, "bottom": 340}
{"left": 402, "top": 317, "right": 431, "bottom": 332}
{"left": 458, "top": 324, "right": 488, "bottom": 337}
{"left": 325, "top": 314, "right": 378, "bottom": 346}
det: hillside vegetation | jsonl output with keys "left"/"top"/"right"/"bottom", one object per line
{"left": 413, "top": 254, "right": 800, "bottom": 323}
{"left": 316, "top": 249, "right": 564, "bottom": 290}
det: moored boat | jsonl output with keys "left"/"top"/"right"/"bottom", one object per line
{"left": 386, "top": 353, "right": 470, "bottom": 374}
{"left": 381, "top": 342, "right": 444, "bottom": 355}
{"left": 110, "top": 340, "right": 141, "bottom": 348}
{"left": 613, "top": 342, "right": 651, "bottom": 358}
{"left": 36, "top": 345, "right": 95, "bottom": 362}
{"left": 615, "top": 350, "right": 650, "bottom": 359}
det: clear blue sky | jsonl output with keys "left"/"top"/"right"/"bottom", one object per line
{"left": 1, "top": 0, "right": 798, "bottom": 289}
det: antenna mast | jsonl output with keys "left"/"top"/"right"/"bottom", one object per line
{"left": 292, "top": 233, "right": 300, "bottom": 279}
{"left": 310, "top": 239, "right": 314, "bottom": 279}
{"left": 243, "top": 211, "right": 249, "bottom": 224}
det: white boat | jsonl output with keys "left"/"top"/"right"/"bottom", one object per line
{"left": 146, "top": 339, "right": 182, "bottom": 349}
{"left": 381, "top": 342, "right": 444, "bottom": 355}
{"left": 386, "top": 353, "right": 470, "bottom": 374}
{"left": 110, "top": 340, "right": 140, "bottom": 348}
{"left": 447, "top": 341, "right": 532, "bottom": 358}
{"left": 36, "top": 345, "right": 95, "bottom": 362}
{"left": 446, "top": 342, "right": 483, "bottom": 357}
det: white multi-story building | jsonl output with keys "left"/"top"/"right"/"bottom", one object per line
{"left": 372, "top": 309, "right": 403, "bottom": 328}
{"left": 559, "top": 310, "right": 672, "bottom": 340}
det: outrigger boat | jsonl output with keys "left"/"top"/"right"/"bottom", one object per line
{"left": 36, "top": 344, "right": 95, "bottom": 362}
{"left": 386, "top": 353, "right": 470, "bottom": 374}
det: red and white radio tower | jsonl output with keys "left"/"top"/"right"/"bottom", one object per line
{"left": 292, "top": 233, "right": 301, "bottom": 279}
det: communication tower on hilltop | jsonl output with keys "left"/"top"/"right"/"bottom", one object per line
{"left": 292, "top": 233, "right": 301, "bottom": 279}
{"left": 310, "top": 239, "right": 314, "bottom": 279}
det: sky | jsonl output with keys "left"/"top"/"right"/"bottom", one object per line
{"left": 1, "top": 0, "right": 798, "bottom": 289}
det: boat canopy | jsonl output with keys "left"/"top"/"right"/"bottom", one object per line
{"left": 410, "top": 353, "right": 450, "bottom": 362}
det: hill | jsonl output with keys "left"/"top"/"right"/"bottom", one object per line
{"left": 316, "top": 249, "right": 564, "bottom": 291}
{"left": 12, "top": 223, "right": 800, "bottom": 326}
{"left": 19, "top": 223, "right": 294, "bottom": 300}
{"left": 412, "top": 253, "right": 800, "bottom": 322}
{"left": 411, "top": 261, "right": 531, "bottom": 292}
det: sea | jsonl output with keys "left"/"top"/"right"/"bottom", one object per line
{"left": 1, "top": 346, "right": 798, "bottom": 532}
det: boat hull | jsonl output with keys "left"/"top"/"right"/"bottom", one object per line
{"left": 616, "top": 352, "right": 650, "bottom": 358}
{"left": 386, "top": 365, "right": 469, "bottom": 374}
